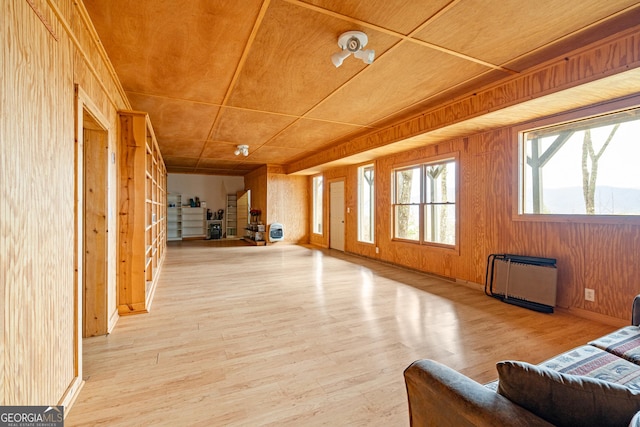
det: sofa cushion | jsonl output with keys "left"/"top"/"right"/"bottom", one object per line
{"left": 485, "top": 344, "right": 640, "bottom": 392}
{"left": 589, "top": 326, "right": 640, "bottom": 365}
{"left": 540, "top": 345, "right": 640, "bottom": 390}
{"left": 497, "top": 360, "right": 640, "bottom": 427}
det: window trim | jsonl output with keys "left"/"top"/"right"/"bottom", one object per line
{"left": 357, "top": 163, "right": 375, "bottom": 244}
{"left": 512, "top": 95, "right": 640, "bottom": 225}
{"left": 312, "top": 174, "right": 324, "bottom": 235}
{"left": 391, "top": 153, "right": 459, "bottom": 250}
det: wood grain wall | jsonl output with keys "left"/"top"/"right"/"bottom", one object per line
{"left": 2, "top": 0, "right": 75, "bottom": 405}
{"left": 322, "top": 120, "right": 640, "bottom": 325}
{"left": 2, "top": 0, "right": 133, "bottom": 408}
{"left": 245, "top": 165, "right": 310, "bottom": 243}
{"left": 266, "top": 166, "right": 309, "bottom": 243}
{"left": 83, "top": 127, "right": 108, "bottom": 337}
{"left": 303, "top": 26, "right": 640, "bottom": 325}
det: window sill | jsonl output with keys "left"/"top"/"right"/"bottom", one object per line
{"left": 391, "top": 238, "right": 459, "bottom": 254}
{"left": 513, "top": 213, "right": 640, "bottom": 226}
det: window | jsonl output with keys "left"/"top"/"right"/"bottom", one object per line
{"left": 357, "top": 164, "right": 375, "bottom": 243}
{"left": 392, "top": 158, "right": 456, "bottom": 246}
{"left": 393, "top": 166, "right": 421, "bottom": 241}
{"left": 520, "top": 107, "right": 640, "bottom": 216}
{"left": 424, "top": 162, "right": 456, "bottom": 245}
{"left": 312, "top": 175, "right": 323, "bottom": 234}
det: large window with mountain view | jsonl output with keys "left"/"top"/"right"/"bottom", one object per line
{"left": 392, "top": 157, "right": 457, "bottom": 246}
{"left": 520, "top": 106, "right": 640, "bottom": 216}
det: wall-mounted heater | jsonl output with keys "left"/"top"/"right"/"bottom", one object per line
{"left": 485, "top": 254, "right": 557, "bottom": 313}
{"left": 269, "top": 223, "right": 284, "bottom": 242}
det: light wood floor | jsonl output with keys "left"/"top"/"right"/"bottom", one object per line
{"left": 66, "top": 242, "right": 616, "bottom": 426}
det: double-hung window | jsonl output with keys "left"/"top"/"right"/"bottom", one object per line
{"left": 392, "top": 157, "right": 457, "bottom": 246}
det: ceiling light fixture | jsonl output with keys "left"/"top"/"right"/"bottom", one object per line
{"left": 234, "top": 145, "right": 249, "bottom": 156}
{"left": 331, "top": 31, "right": 375, "bottom": 68}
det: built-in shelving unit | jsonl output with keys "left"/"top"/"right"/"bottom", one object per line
{"left": 118, "top": 110, "right": 166, "bottom": 315}
{"left": 167, "top": 193, "right": 182, "bottom": 241}
{"left": 226, "top": 194, "right": 237, "bottom": 238}
{"left": 182, "top": 207, "right": 206, "bottom": 239}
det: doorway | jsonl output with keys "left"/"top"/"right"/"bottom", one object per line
{"left": 329, "top": 180, "right": 345, "bottom": 251}
{"left": 81, "top": 111, "right": 109, "bottom": 337}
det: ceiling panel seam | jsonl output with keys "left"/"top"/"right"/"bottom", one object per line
{"left": 196, "top": 0, "right": 273, "bottom": 171}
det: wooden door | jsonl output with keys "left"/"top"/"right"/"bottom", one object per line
{"left": 83, "top": 117, "right": 108, "bottom": 337}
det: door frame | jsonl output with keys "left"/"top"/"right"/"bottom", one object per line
{"left": 64, "top": 86, "right": 111, "bottom": 407}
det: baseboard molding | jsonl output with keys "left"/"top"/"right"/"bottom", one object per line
{"left": 58, "top": 376, "right": 85, "bottom": 416}
{"left": 455, "top": 279, "right": 484, "bottom": 292}
{"left": 309, "top": 245, "right": 630, "bottom": 327}
{"left": 560, "top": 307, "right": 628, "bottom": 328}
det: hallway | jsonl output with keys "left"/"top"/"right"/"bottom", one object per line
{"left": 66, "top": 243, "right": 614, "bottom": 426}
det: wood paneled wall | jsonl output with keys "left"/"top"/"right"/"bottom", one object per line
{"left": 3, "top": 0, "right": 75, "bottom": 405}
{"left": 304, "top": 26, "right": 640, "bottom": 325}
{"left": 317, "top": 122, "right": 639, "bottom": 325}
{"left": 2, "top": 0, "right": 134, "bottom": 408}
{"left": 266, "top": 167, "right": 309, "bottom": 243}
{"left": 245, "top": 165, "right": 309, "bottom": 243}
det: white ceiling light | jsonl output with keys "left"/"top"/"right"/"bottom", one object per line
{"left": 234, "top": 145, "right": 249, "bottom": 156}
{"left": 331, "top": 31, "right": 375, "bottom": 68}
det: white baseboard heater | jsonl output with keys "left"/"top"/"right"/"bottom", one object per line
{"left": 485, "top": 254, "right": 557, "bottom": 313}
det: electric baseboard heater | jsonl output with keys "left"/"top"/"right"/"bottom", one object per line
{"left": 485, "top": 254, "right": 558, "bottom": 313}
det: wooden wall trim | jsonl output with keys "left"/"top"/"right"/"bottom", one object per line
{"left": 244, "top": 164, "right": 269, "bottom": 181}
{"left": 48, "top": 0, "right": 130, "bottom": 110}
{"left": 286, "top": 25, "right": 640, "bottom": 174}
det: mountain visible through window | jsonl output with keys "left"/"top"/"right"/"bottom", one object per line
{"left": 521, "top": 107, "right": 640, "bottom": 216}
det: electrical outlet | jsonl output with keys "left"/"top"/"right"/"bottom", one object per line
{"left": 585, "top": 288, "right": 595, "bottom": 302}
{"left": 375, "top": 247, "right": 379, "bottom": 254}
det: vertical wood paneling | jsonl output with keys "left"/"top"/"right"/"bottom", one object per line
{"left": 266, "top": 172, "right": 308, "bottom": 243}
{"left": 343, "top": 165, "right": 359, "bottom": 253}
{"left": 3, "top": 0, "right": 157, "bottom": 410}
{"left": 245, "top": 166, "right": 310, "bottom": 244}
{"left": 3, "top": 0, "right": 75, "bottom": 404}
{"left": 584, "top": 224, "right": 640, "bottom": 319}
{"left": 0, "top": 0, "right": 5, "bottom": 405}
{"left": 330, "top": 113, "right": 640, "bottom": 322}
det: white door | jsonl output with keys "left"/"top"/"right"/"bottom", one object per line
{"left": 330, "top": 181, "right": 345, "bottom": 251}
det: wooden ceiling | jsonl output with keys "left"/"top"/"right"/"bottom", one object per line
{"left": 83, "top": 0, "right": 640, "bottom": 176}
